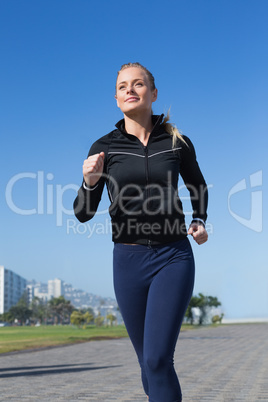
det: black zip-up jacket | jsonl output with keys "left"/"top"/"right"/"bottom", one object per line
{"left": 73, "top": 115, "right": 208, "bottom": 246}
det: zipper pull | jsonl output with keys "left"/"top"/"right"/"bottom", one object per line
{"left": 147, "top": 239, "right": 152, "bottom": 249}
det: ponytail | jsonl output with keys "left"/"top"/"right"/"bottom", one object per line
{"left": 162, "top": 110, "right": 187, "bottom": 148}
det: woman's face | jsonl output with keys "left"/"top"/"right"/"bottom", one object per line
{"left": 115, "top": 67, "right": 157, "bottom": 116}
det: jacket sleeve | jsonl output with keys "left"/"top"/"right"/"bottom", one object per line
{"left": 73, "top": 140, "right": 107, "bottom": 223}
{"left": 179, "top": 135, "right": 208, "bottom": 224}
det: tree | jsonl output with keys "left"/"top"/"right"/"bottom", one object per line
{"left": 30, "top": 297, "right": 47, "bottom": 324}
{"left": 70, "top": 310, "right": 94, "bottom": 328}
{"left": 70, "top": 311, "right": 84, "bottom": 327}
{"left": 83, "top": 311, "right": 94, "bottom": 325}
{"left": 79, "top": 307, "right": 95, "bottom": 316}
{"left": 185, "top": 293, "right": 222, "bottom": 325}
{"left": 48, "top": 296, "right": 74, "bottom": 324}
{"left": 95, "top": 312, "right": 104, "bottom": 327}
{"left": 9, "top": 292, "right": 32, "bottom": 325}
{"left": 0, "top": 311, "right": 14, "bottom": 323}
{"left": 106, "top": 313, "right": 117, "bottom": 327}
{"left": 199, "top": 294, "right": 221, "bottom": 325}
{"left": 212, "top": 314, "right": 224, "bottom": 324}
{"left": 185, "top": 295, "right": 201, "bottom": 325}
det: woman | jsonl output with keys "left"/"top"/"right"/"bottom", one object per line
{"left": 73, "top": 62, "right": 208, "bottom": 402}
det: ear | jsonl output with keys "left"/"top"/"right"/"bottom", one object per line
{"left": 114, "top": 94, "right": 119, "bottom": 108}
{"left": 152, "top": 88, "right": 158, "bottom": 103}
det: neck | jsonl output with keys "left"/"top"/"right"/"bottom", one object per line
{"left": 124, "top": 113, "right": 153, "bottom": 146}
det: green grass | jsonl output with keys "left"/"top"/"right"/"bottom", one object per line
{"left": 0, "top": 325, "right": 129, "bottom": 354}
{"left": 0, "top": 323, "right": 198, "bottom": 354}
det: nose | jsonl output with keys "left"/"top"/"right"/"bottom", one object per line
{"left": 126, "top": 85, "right": 134, "bottom": 94}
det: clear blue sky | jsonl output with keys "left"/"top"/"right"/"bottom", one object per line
{"left": 1, "top": 0, "right": 267, "bottom": 320}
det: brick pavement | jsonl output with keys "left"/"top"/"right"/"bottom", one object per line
{"left": 0, "top": 324, "right": 267, "bottom": 401}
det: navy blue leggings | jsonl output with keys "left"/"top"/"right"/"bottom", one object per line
{"left": 113, "top": 238, "right": 195, "bottom": 402}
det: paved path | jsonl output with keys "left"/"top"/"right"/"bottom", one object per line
{"left": 0, "top": 324, "right": 267, "bottom": 401}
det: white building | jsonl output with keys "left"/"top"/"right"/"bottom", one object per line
{"left": 27, "top": 284, "right": 35, "bottom": 304}
{"left": 33, "top": 288, "right": 50, "bottom": 302}
{"left": 0, "top": 266, "right": 27, "bottom": 314}
{"left": 27, "top": 280, "right": 50, "bottom": 302}
{"left": 48, "top": 278, "right": 63, "bottom": 299}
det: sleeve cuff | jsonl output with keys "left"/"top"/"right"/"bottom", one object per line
{"left": 83, "top": 181, "right": 99, "bottom": 191}
{"left": 191, "top": 218, "right": 206, "bottom": 227}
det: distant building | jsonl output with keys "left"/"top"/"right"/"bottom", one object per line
{"left": 26, "top": 284, "right": 35, "bottom": 304}
{"left": 33, "top": 288, "right": 50, "bottom": 302}
{"left": 27, "top": 280, "right": 50, "bottom": 302}
{"left": 26, "top": 278, "right": 122, "bottom": 323}
{"left": 48, "top": 278, "right": 63, "bottom": 298}
{"left": 0, "top": 266, "right": 27, "bottom": 314}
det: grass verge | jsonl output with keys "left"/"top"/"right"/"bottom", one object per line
{"left": 0, "top": 325, "right": 128, "bottom": 354}
{"left": 0, "top": 323, "right": 197, "bottom": 354}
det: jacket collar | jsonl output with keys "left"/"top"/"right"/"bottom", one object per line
{"left": 115, "top": 114, "right": 165, "bottom": 135}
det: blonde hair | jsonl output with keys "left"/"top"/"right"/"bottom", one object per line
{"left": 117, "top": 63, "right": 186, "bottom": 148}
{"left": 116, "top": 62, "right": 156, "bottom": 91}
{"left": 162, "top": 109, "right": 187, "bottom": 148}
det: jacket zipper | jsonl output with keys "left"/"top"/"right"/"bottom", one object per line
{"left": 138, "top": 114, "right": 164, "bottom": 248}
{"left": 144, "top": 145, "right": 152, "bottom": 248}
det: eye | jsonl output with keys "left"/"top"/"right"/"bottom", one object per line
{"left": 118, "top": 85, "right": 126, "bottom": 90}
{"left": 135, "top": 82, "right": 143, "bottom": 87}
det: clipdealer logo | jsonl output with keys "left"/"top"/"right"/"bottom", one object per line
{"left": 228, "top": 170, "right": 263, "bottom": 232}
{"left": 4, "top": 170, "right": 263, "bottom": 234}
{"left": 5, "top": 171, "right": 80, "bottom": 226}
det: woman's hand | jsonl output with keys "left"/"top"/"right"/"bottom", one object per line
{"left": 188, "top": 222, "right": 208, "bottom": 245}
{"left": 83, "top": 152, "right": 105, "bottom": 187}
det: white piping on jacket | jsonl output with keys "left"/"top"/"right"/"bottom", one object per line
{"left": 108, "top": 151, "right": 145, "bottom": 158}
{"left": 108, "top": 148, "right": 182, "bottom": 159}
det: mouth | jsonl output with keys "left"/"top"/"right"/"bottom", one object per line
{"left": 125, "top": 97, "right": 139, "bottom": 102}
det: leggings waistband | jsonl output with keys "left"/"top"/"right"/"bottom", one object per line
{"left": 113, "top": 238, "right": 189, "bottom": 253}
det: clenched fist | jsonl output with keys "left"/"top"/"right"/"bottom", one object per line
{"left": 83, "top": 152, "right": 105, "bottom": 187}
{"left": 188, "top": 222, "right": 208, "bottom": 245}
